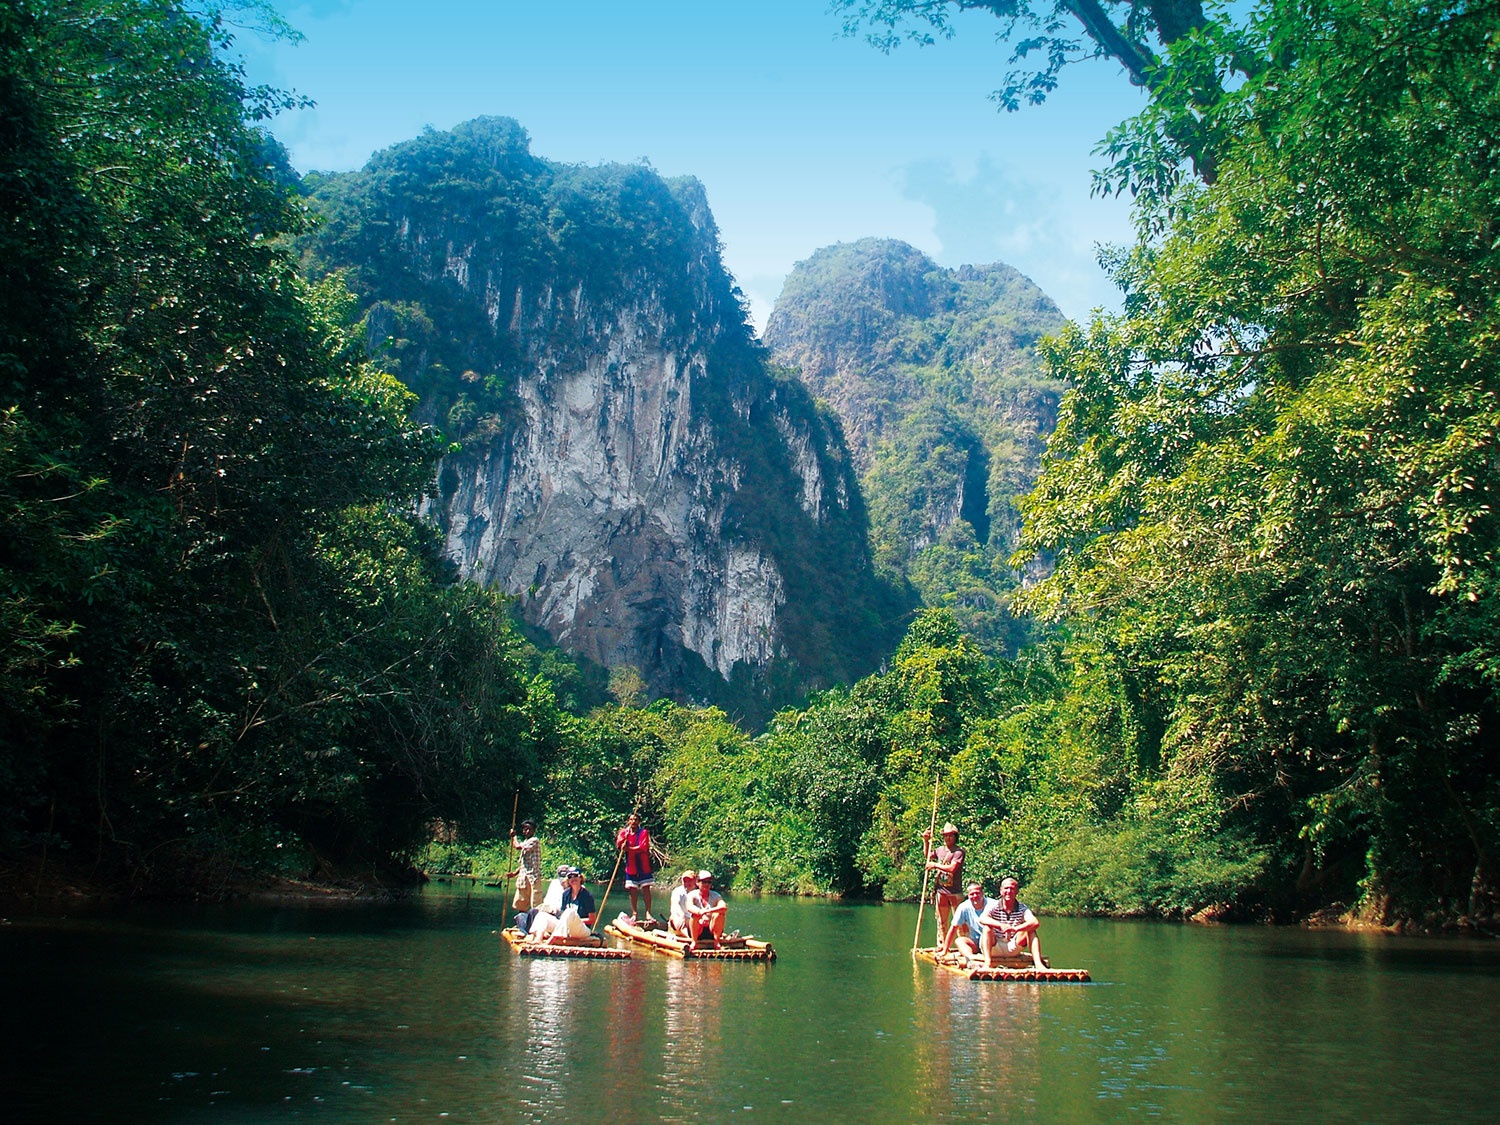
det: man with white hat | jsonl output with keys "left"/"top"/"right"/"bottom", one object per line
{"left": 514, "top": 862, "right": 570, "bottom": 936}
{"left": 684, "top": 870, "right": 727, "bottom": 950}
{"left": 921, "top": 821, "right": 966, "bottom": 944}
{"left": 668, "top": 869, "right": 698, "bottom": 937}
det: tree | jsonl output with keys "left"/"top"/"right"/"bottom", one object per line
{"left": 1014, "top": 0, "right": 1500, "bottom": 923}
{"left": 1, "top": 0, "right": 546, "bottom": 885}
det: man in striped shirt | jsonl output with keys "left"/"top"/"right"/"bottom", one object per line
{"left": 980, "top": 876, "right": 1043, "bottom": 970}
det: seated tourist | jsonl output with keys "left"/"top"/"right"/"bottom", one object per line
{"left": 668, "top": 870, "right": 698, "bottom": 937}
{"left": 940, "top": 882, "right": 994, "bottom": 964}
{"left": 979, "top": 876, "right": 1043, "bottom": 969}
{"left": 514, "top": 864, "right": 569, "bottom": 936}
{"left": 684, "top": 870, "right": 727, "bottom": 950}
{"left": 532, "top": 868, "right": 597, "bottom": 945}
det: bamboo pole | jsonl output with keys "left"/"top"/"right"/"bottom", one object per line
{"left": 591, "top": 839, "right": 627, "bottom": 935}
{"left": 502, "top": 789, "right": 520, "bottom": 908}
{"left": 911, "top": 771, "right": 942, "bottom": 952}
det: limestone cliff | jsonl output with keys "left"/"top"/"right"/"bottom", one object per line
{"left": 764, "top": 239, "right": 1067, "bottom": 652}
{"left": 301, "top": 119, "right": 905, "bottom": 715}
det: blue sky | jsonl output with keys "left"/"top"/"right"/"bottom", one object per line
{"left": 238, "top": 1, "right": 1143, "bottom": 330}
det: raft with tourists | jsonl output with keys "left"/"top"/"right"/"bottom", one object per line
{"left": 914, "top": 945, "right": 1090, "bottom": 982}
{"left": 500, "top": 926, "right": 631, "bottom": 960}
{"left": 605, "top": 915, "right": 776, "bottom": 962}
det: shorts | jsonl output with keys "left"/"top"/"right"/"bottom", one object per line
{"left": 625, "top": 873, "right": 655, "bottom": 889}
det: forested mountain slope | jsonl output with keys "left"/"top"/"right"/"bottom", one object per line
{"left": 300, "top": 120, "right": 909, "bottom": 719}
{"left": 765, "top": 239, "right": 1066, "bottom": 651}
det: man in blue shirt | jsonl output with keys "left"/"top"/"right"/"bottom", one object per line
{"left": 939, "top": 882, "right": 994, "bottom": 965}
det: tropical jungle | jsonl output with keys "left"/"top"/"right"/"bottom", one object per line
{"left": 1, "top": 0, "right": 1496, "bottom": 934}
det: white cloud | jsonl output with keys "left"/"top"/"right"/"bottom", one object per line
{"left": 896, "top": 154, "right": 1132, "bottom": 321}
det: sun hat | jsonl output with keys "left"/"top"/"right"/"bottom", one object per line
{"left": 941, "top": 822, "right": 959, "bottom": 835}
{"left": 697, "top": 870, "right": 713, "bottom": 881}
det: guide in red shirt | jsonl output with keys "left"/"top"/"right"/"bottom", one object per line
{"left": 615, "top": 811, "right": 656, "bottom": 923}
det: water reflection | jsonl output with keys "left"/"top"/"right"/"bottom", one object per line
{"left": 514, "top": 960, "right": 578, "bottom": 1110}
{"left": 659, "top": 960, "right": 726, "bottom": 1111}
{"left": 605, "top": 955, "right": 650, "bottom": 1079}
{"left": 909, "top": 966, "right": 1043, "bottom": 1119}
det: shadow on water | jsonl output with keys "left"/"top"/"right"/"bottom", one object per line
{"left": 4, "top": 887, "right": 1500, "bottom": 1122}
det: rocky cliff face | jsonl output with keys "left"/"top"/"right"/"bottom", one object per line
{"left": 764, "top": 238, "right": 1068, "bottom": 652}
{"left": 302, "top": 119, "right": 903, "bottom": 713}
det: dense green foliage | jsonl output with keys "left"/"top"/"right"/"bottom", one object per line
{"left": 766, "top": 240, "right": 1065, "bottom": 653}
{"left": 803, "top": 0, "right": 1500, "bottom": 927}
{"left": 433, "top": 607, "right": 1258, "bottom": 918}
{"left": 1012, "top": 0, "right": 1500, "bottom": 924}
{"left": 0, "top": 0, "right": 549, "bottom": 885}
{"left": 8, "top": 0, "right": 1493, "bottom": 933}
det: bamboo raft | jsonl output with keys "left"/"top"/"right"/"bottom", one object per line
{"left": 605, "top": 916, "right": 776, "bottom": 962}
{"left": 501, "top": 926, "right": 632, "bottom": 960}
{"left": 915, "top": 946, "right": 1090, "bottom": 982}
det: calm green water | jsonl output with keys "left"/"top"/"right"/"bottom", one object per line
{"left": 4, "top": 884, "right": 1497, "bottom": 1121}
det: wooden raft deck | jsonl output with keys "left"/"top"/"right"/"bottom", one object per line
{"left": 915, "top": 946, "right": 1090, "bottom": 982}
{"left": 606, "top": 917, "right": 776, "bottom": 962}
{"left": 501, "top": 926, "right": 632, "bottom": 960}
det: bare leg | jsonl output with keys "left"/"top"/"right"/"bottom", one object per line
{"left": 935, "top": 895, "right": 951, "bottom": 945}
{"left": 642, "top": 884, "right": 653, "bottom": 920}
{"left": 627, "top": 887, "right": 640, "bottom": 919}
{"left": 1025, "top": 931, "right": 1043, "bottom": 970}
{"left": 983, "top": 928, "right": 1001, "bottom": 968}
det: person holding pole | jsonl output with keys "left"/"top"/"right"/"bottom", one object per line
{"left": 614, "top": 811, "right": 656, "bottom": 923}
{"left": 921, "top": 822, "right": 965, "bottom": 943}
{"left": 509, "top": 819, "right": 542, "bottom": 913}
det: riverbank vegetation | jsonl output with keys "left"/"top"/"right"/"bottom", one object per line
{"left": 3, "top": 0, "right": 1496, "bottom": 930}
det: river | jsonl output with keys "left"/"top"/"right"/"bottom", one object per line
{"left": 4, "top": 884, "right": 1497, "bottom": 1121}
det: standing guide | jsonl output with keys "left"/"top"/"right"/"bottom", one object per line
{"left": 921, "top": 822, "right": 965, "bottom": 942}
{"left": 509, "top": 819, "right": 541, "bottom": 913}
{"left": 615, "top": 811, "right": 656, "bottom": 924}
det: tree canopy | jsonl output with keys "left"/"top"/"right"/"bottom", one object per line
{"left": 0, "top": 0, "right": 550, "bottom": 886}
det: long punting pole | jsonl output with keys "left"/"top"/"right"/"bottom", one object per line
{"left": 911, "top": 771, "right": 941, "bottom": 952}
{"left": 503, "top": 788, "right": 520, "bottom": 906}
{"left": 591, "top": 838, "right": 627, "bottom": 936}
